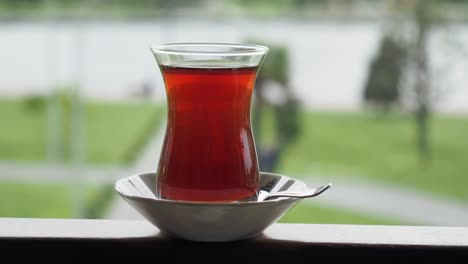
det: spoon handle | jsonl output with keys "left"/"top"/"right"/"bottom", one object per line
{"left": 264, "top": 183, "right": 332, "bottom": 201}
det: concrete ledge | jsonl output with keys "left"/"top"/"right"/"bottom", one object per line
{"left": 1, "top": 218, "right": 468, "bottom": 262}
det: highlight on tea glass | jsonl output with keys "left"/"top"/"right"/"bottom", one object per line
{"left": 150, "top": 43, "right": 269, "bottom": 202}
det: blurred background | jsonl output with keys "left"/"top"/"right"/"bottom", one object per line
{"left": 1, "top": 0, "right": 468, "bottom": 226}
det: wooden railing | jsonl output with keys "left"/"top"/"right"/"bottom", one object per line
{"left": 1, "top": 218, "right": 468, "bottom": 262}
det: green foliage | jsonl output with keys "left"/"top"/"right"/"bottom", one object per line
{"left": 232, "top": 0, "right": 324, "bottom": 10}
{"left": 258, "top": 44, "right": 289, "bottom": 85}
{"left": 233, "top": 0, "right": 291, "bottom": 8}
{"left": 0, "top": 0, "right": 41, "bottom": 9}
{"left": 22, "top": 95, "right": 46, "bottom": 114}
{"left": 246, "top": 40, "right": 300, "bottom": 172}
{"left": 274, "top": 98, "right": 301, "bottom": 147}
{"left": 363, "top": 35, "right": 406, "bottom": 109}
{"left": 243, "top": 39, "right": 289, "bottom": 85}
{"left": 0, "top": 0, "right": 204, "bottom": 9}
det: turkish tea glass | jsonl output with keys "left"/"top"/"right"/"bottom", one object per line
{"left": 150, "top": 43, "right": 269, "bottom": 202}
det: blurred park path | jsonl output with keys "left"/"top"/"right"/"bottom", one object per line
{"left": 1, "top": 122, "right": 466, "bottom": 225}
{"left": 105, "top": 137, "right": 468, "bottom": 225}
{"left": 305, "top": 176, "right": 468, "bottom": 226}
{"left": 0, "top": 162, "right": 125, "bottom": 184}
{"left": 105, "top": 123, "right": 166, "bottom": 220}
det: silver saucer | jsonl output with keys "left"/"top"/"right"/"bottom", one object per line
{"left": 115, "top": 172, "right": 311, "bottom": 242}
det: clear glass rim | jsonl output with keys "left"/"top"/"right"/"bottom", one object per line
{"left": 150, "top": 43, "right": 269, "bottom": 57}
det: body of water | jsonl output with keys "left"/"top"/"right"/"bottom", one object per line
{"left": 1, "top": 19, "right": 467, "bottom": 113}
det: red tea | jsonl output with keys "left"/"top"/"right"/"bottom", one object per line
{"left": 156, "top": 64, "right": 260, "bottom": 202}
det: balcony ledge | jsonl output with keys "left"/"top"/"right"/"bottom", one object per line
{"left": 1, "top": 218, "right": 468, "bottom": 262}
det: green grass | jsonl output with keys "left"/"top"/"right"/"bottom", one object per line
{"left": 5, "top": 98, "right": 466, "bottom": 221}
{"left": 83, "top": 185, "right": 116, "bottom": 219}
{"left": 0, "top": 182, "right": 72, "bottom": 218}
{"left": 0, "top": 99, "right": 47, "bottom": 161}
{"left": 0, "top": 98, "right": 162, "bottom": 218}
{"left": 280, "top": 202, "right": 405, "bottom": 225}
{"left": 270, "top": 111, "right": 468, "bottom": 201}
{"left": 86, "top": 101, "right": 163, "bottom": 164}
{"left": 0, "top": 98, "right": 163, "bottom": 164}
{"left": 0, "top": 182, "right": 115, "bottom": 218}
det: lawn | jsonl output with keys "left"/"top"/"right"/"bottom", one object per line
{"left": 0, "top": 98, "right": 163, "bottom": 164}
{"left": 0, "top": 182, "right": 72, "bottom": 218}
{"left": 5, "top": 98, "right": 465, "bottom": 222}
{"left": 269, "top": 111, "right": 468, "bottom": 201}
{"left": 0, "top": 98, "right": 162, "bottom": 218}
{"left": 0, "top": 182, "right": 114, "bottom": 218}
{"left": 280, "top": 202, "right": 405, "bottom": 225}
{"left": 86, "top": 101, "right": 163, "bottom": 164}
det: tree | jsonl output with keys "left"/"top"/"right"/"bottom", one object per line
{"left": 365, "top": 0, "right": 468, "bottom": 161}
{"left": 397, "top": 0, "right": 467, "bottom": 161}
{"left": 412, "top": 0, "right": 432, "bottom": 160}
{"left": 363, "top": 34, "right": 406, "bottom": 114}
